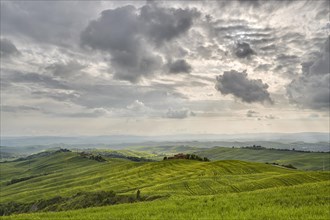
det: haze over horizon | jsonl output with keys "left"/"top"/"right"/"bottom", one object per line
{"left": 1, "top": 0, "right": 329, "bottom": 136}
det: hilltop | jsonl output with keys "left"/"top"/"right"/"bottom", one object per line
{"left": 127, "top": 145, "right": 330, "bottom": 170}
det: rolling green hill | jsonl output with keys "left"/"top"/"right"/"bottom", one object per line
{"left": 125, "top": 145, "right": 330, "bottom": 170}
{"left": 0, "top": 150, "right": 329, "bottom": 219}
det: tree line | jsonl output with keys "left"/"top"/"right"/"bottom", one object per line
{"left": 163, "top": 153, "right": 210, "bottom": 162}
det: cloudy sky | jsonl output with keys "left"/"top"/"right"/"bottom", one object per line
{"left": 1, "top": 0, "right": 329, "bottom": 136}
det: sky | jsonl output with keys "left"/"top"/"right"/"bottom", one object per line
{"left": 0, "top": 0, "right": 329, "bottom": 136}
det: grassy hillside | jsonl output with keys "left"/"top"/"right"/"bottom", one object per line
{"left": 193, "top": 147, "right": 330, "bottom": 170}
{"left": 1, "top": 150, "right": 329, "bottom": 219}
{"left": 1, "top": 151, "right": 328, "bottom": 202}
{"left": 125, "top": 145, "right": 330, "bottom": 170}
{"left": 3, "top": 181, "right": 329, "bottom": 220}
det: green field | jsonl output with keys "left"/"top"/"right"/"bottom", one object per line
{"left": 194, "top": 147, "right": 330, "bottom": 170}
{"left": 0, "top": 150, "right": 329, "bottom": 219}
{"left": 3, "top": 182, "right": 329, "bottom": 220}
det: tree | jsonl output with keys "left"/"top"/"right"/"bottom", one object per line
{"left": 136, "top": 189, "right": 141, "bottom": 200}
{"left": 203, "top": 157, "right": 210, "bottom": 162}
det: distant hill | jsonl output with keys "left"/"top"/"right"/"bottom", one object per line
{"left": 194, "top": 146, "right": 330, "bottom": 170}
{"left": 1, "top": 132, "right": 329, "bottom": 147}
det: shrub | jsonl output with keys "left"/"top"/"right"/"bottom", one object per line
{"left": 0, "top": 190, "right": 162, "bottom": 216}
{"left": 282, "top": 164, "right": 297, "bottom": 169}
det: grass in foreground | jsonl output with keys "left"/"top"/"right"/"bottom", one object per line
{"left": 2, "top": 181, "right": 329, "bottom": 220}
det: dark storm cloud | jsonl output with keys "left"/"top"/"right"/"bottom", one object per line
{"left": 287, "top": 74, "right": 329, "bottom": 109}
{"left": 168, "top": 59, "right": 192, "bottom": 74}
{"left": 215, "top": 70, "right": 273, "bottom": 104}
{"left": 0, "top": 38, "right": 20, "bottom": 57}
{"left": 140, "top": 4, "right": 200, "bottom": 45}
{"left": 80, "top": 6, "right": 162, "bottom": 83}
{"left": 287, "top": 37, "right": 330, "bottom": 110}
{"left": 287, "top": 37, "right": 330, "bottom": 109}
{"left": 1, "top": 1, "right": 99, "bottom": 46}
{"left": 81, "top": 6, "right": 140, "bottom": 52}
{"left": 234, "top": 42, "right": 256, "bottom": 58}
{"left": 309, "top": 37, "right": 330, "bottom": 75}
{"left": 81, "top": 4, "right": 199, "bottom": 83}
